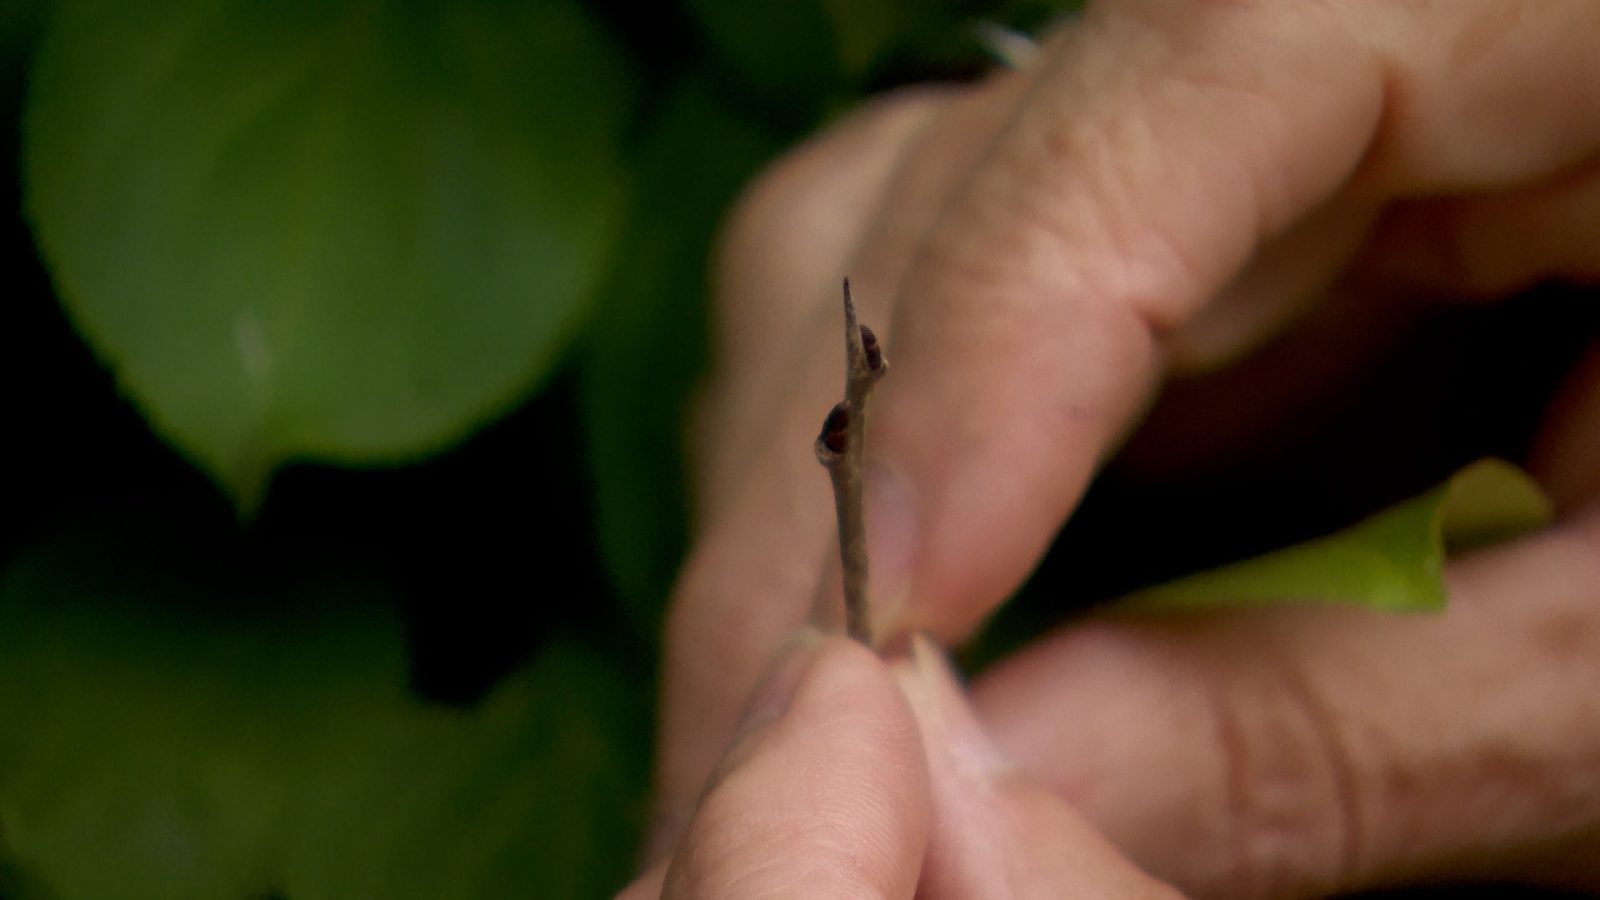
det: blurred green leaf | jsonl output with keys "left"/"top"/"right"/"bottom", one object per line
{"left": 0, "top": 0, "right": 43, "bottom": 99}
{"left": 0, "top": 526, "right": 646, "bottom": 899}
{"left": 682, "top": 0, "right": 839, "bottom": 112}
{"left": 581, "top": 78, "right": 781, "bottom": 634}
{"left": 819, "top": 0, "right": 922, "bottom": 74}
{"left": 1112, "top": 459, "right": 1553, "bottom": 614}
{"left": 23, "top": 0, "right": 632, "bottom": 511}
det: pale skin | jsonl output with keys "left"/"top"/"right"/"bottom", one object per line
{"left": 622, "top": 1, "right": 1600, "bottom": 896}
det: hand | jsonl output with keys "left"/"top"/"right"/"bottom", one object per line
{"left": 619, "top": 633, "right": 1180, "bottom": 898}
{"left": 651, "top": 1, "right": 1600, "bottom": 896}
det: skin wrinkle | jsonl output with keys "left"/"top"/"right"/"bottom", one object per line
{"left": 1327, "top": 525, "right": 1600, "bottom": 886}
{"left": 1208, "top": 669, "right": 1254, "bottom": 896}
{"left": 1229, "top": 666, "right": 1329, "bottom": 899}
{"left": 1009, "top": 100, "right": 1210, "bottom": 336}
{"left": 799, "top": 683, "right": 926, "bottom": 896}
{"left": 983, "top": 12, "right": 1382, "bottom": 345}
{"left": 1112, "top": 2, "right": 1381, "bottom": 275}
{"left": 952, "top": 18, "right": 1206, "bottom": 334}
{"left": 704, "top": 789, "right": 890, "bottom": 899}
{"left": 851, "top": 77, "right": 1031, "bottom": 285}
{"left": 1168, "top": 632, "right": 1364, "bottom": 899}
{"left": 715, "top": 846, "right": 796, "bottom": 900}
{"left": 669, "top": 801, "right": 766, "bottom": 897}
{"left": 1261, "top": 645, "right": 1365, "bottom": 892}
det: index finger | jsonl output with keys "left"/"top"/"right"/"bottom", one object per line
{"left": 866, "top": 0, "right": 1600, "bottom": 642}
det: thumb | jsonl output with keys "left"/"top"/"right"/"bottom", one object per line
{"left": 627, "top": 633, "right": 930, "bottom": 899}
{"left": 863, "top": 2, "right": 1387, "bottom": 642}
{"left": 893, "top": 634, "right": 1182, "bottom": 898}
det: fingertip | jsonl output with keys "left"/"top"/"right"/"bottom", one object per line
{"left": 662, "top": 635, "right": 930, "bottom": 899}
{"left": 891, "top": 633, "right": 1184, "bottom": 898}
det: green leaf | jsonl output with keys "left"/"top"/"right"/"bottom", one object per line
{"left": 0, "top": 524, "right": 646, "bottom": 898}
{"left": 1111, "top": 458, "right": 1554, "bottom": 615}
{"left": 23, "top": 0, "right": 633, "bottom": 510}
{"left": 683, "top": 0, "right": 840, "bottom": 112}
{"left": 581, "top": 77, "right": 782, "bottom": 635}
{"left": 0, "top": 0, "right": 44, "bottom": 101}
{"left": 818, "top": 0, "right": 922, "bottom": 74}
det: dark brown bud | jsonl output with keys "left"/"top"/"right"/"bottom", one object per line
{"left": 819, "top": 401, "right": 850, "bottom": 456}
{"left": 859, "top": 324, "right": 883, "bottom": 372}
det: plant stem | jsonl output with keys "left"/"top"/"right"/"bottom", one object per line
{"left": 815, "top": 278, "right": 886, "bottom": 644}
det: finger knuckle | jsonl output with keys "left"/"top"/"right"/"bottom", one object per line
{"left": 1202, "top": 648, "right": 1366, "bottom": 897}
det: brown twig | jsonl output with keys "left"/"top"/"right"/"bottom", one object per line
{"left": 815, "top": 278, "right": 887, "bottom": 644}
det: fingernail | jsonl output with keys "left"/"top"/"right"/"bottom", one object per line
{"left": 893, "top": 633, "right": 1011, "bottom": 780}
{"left": 864, "top": 460, "right": 920, "bottom": 638}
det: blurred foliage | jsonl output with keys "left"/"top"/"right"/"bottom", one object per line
{"left": 1111, "top": 459, "right": 1553, "bottom": 615}
{"left": 0, "top": 521, "right": 646, "bottom": 899}
{"left": 2, "top": 0, "right": 1064, "bottom": 896}
{"left": 578, "top": 78, "right": 780, "bottom": 636}
{"left": 24, "top": 0, "right": 633, "bottom": 511}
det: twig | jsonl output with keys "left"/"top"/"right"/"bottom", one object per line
{"left": 815, "top": 278, "right": 887, "bottom": 644}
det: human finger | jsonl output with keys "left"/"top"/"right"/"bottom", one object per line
{"left": 695, "top": 87, "right": 953, "bottom": 517}
{"left": 640, "top": 633, "right": 930, "bottom": 899}
{"left": 971, "top": 495, "right": 1600, "bottom": 897}
{"left": 697, "top": 68, "right": 1040, "bottom": 520}
{"left": 865, "top": 0, "right": 1600, "bottom": 643}
{"left": 893, "top": 634, "right": 1182, "bottom": 899}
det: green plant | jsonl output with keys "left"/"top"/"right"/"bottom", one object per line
{"left": 1, "top": 1, "right": 1056, "bottom": 896}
